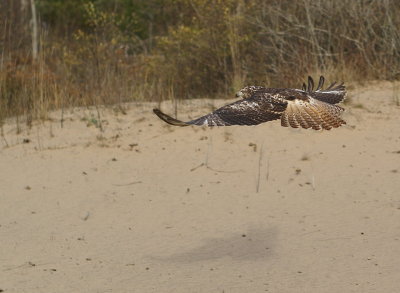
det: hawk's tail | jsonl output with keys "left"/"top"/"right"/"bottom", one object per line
{"left": 153, "top": 109, "right": 189, "bottom": 127}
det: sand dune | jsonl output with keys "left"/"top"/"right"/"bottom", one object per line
{"left": 1, "top": 82, "right": 400, "bottom": 292}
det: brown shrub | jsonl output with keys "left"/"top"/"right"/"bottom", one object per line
{"left": 0, "top": 0, "right": 399, "bottom": 124}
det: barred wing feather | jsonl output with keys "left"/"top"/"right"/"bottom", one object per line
{"left": 153, "top": 76, "right": 347, "bottom": 131}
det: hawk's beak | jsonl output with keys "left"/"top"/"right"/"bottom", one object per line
{"left": 235, "top": 91, "right": 243, "bottom": 98}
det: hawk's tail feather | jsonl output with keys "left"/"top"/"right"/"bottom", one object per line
{"left": 153, "top": 109, "right": 189, "bottom": 127}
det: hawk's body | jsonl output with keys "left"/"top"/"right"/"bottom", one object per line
{"left": 153, "top": 76, "right": 347, "bottom": 130}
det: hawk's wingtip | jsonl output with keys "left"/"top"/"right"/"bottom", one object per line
{"left": 153, "top": 108, "right": 189, "bottom": 127}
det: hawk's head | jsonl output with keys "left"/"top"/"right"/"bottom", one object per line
{"left": 235, "top": 86, "right": 264, "bottom": 99}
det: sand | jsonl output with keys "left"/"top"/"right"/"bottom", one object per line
{"left": 1, "top": 82, "right": 400, "bottom": 293}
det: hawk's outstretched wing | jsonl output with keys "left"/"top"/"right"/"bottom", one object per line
{"left": 281, "top": 96, "right": 345, "bottom": 130}
{"left": 153, "top": 76, "right": 347, "bottom": 130}
{"left": 154, "top": 92, "right": 287, "bottom": 126}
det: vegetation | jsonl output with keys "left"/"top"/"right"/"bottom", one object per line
{"left": 1, "top": 0, "right": 399, "bottom": 124}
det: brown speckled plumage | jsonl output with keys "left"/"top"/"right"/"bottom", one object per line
{"left": 153, "top": 76, "right": 347, "bottom": 130}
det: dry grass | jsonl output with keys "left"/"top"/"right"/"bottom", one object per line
{"left": 393, "top": 82, "right": 400, "bottom": 106}
{"left": 0, "top": 0, "right": 399, "bottom": 127}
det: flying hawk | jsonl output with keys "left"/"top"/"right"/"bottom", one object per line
{"left": 153, "top": 76, "right": 346, "bottom": 130}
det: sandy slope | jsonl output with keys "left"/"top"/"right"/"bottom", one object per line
{"left": 1, "top": 82, "right": 400, "bottom": 293}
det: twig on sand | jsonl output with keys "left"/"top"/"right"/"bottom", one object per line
{"left": 60, "top": 103, "right": 64, "bottom": 129}
{"left": 190, "top": 163, "right": 205, "bottom": 172}
{"left": 3, "top": 261, "right": 50, "bottom": 271}
{"left": 207, "top": 166, "right": 243, "bottom": 173}
{"left": 36, "top": 126, "right": 42, "bottom": 151}
{"left": 310, "top": 161, "right": 316, "bottom": 191}
{"left": 95, "top": 105, "right": 103, "bottom": 132}
{"left": 205, "top": 133, "right": 212, "bottom": 167}
{"left": 190, "top": 162, "right": 242, "bottom": 173}
{"left": 112, "top": 181, "right": 142, "bottom": 186}
{"left": 82, "top": 212, "right": 90, "bottom": 221}
{"left": 311, "top": 174, "right": 315, "bottom": 190}
{"left": 190, "top": 132, "right": 243, "bottom": 173}
{"left": 1, "top": 125, "right": 9, "bottom": 147}
{"left": 256, "top": 141, "right": 265, "bottom": 193}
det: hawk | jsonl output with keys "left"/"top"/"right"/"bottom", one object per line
{"left": 153, "top": 76, "right": 347, "bottom": 130}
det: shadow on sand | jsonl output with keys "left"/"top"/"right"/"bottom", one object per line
{"left": 155, "top": 226, "right": 277, "bottom": 263}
